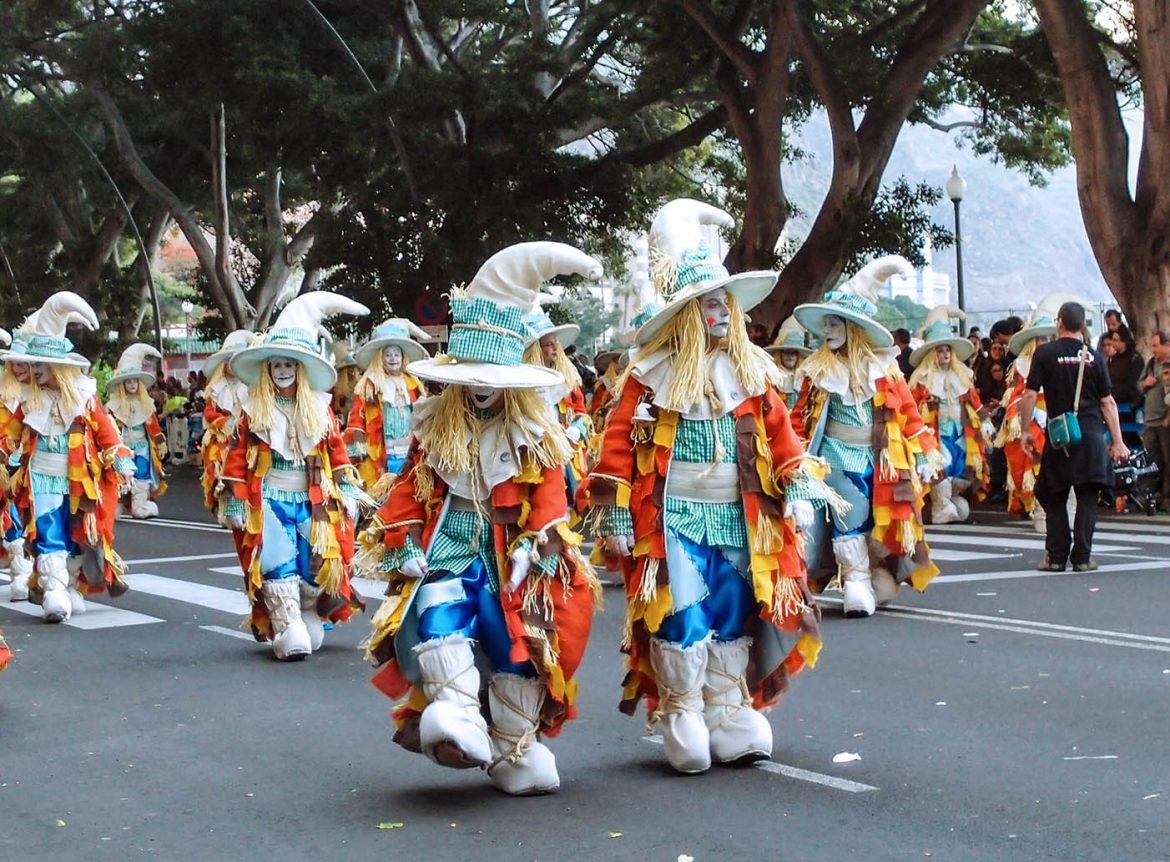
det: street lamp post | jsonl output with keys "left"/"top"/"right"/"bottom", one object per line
{"left": 180, "top": 300, "right": 194, "bottom": 372}
{"left": 946, "top": 165, "right": 967, "bottom": 336}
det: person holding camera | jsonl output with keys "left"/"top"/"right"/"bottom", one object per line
{"left": 1020, "top": 301, "right": 1129, "bottom": 573}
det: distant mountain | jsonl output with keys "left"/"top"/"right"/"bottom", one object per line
{"left": 784, "top": 112, "right": 1117, "bottom": 329}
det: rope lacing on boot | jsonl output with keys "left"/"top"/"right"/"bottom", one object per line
{"left": 420, "top": 655, "right": 479, "bottom": 709}
{"left": 263, "top": 584, "right": 300, "bottom": 634}
{"left": 703, "top": 665, "right": 752, "bottom": 734}
{"left": 647, "top": 682, "right": 704, "bottom": 733}
{"left": 487, "top": 686, "right": 540, "bottom": 773}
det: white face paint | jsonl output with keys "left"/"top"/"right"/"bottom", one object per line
{"left": 779, "top": 350, "right": 800, "bottom": 371}
{"left": 699, "top": 287, "right": 731, "bottom": 338}
{"left": 8, "top": 361, "right": 30, "bottom": 384}
{"left": 824, "top": 315, "right": 847, "bottom": 351}
{"left": 124, "top": 379, "right": 140, "bottom": 394}
{"left": 468, "top": 385, "right": 504, "bottom": 410}
{"left": 934, "top": 345, "right": 952, "bottom": 367}
{"left": 268, "top": 357, "right": 299, "bottom": 392}
{"left": 31, "top": 362, "right": 54, "bottom": 387}
{"left": 539, "top": 334, "right": 558, "bottom": 366}
{"left": 382, "top": 345, "right": 403, "bottom": 374}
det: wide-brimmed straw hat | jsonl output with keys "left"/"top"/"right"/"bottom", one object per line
{"left": 1008, "top": 292, "right": 1085, "bottom": 357}
{"left": 355, "top": 318, "right": 432, "bottom": 368}
{"left": 634, "top": 199, "right": 777, "bottom": 347}
{"left": 203, "top": 330, "right": 260, "bottom": 379}
{"left": 794, "top": 256, "right": 912, "bottom": 350}
{"left": 910, "top": 305, "right": 973, "bottom": 367}
{"left": 765, "top": 316, "right": 812, "bottom": 357}
{"left": 408, "top": 241, "right": 602, "bottom": 390}
{"left": 523, "top": 309, "right": 579, "bottom": 349}
{"left": 109, "top": 343, "right": 162, "bottom": 388}
{"left": 230, "top": 292, "right": 370, "bottom": 391}
{"left": 3, "top": 291, "right": 99, "bottom": 368}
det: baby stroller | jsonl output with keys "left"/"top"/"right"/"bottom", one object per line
{"left": 1106, "top": 404, "right": 1160, "bottom": 515}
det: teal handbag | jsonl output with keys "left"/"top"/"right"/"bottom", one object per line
{"left": 1049, "top": 349, "right": 1089, "bottom": 450}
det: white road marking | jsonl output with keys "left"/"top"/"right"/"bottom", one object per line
{"left": 929, "top": 549, "right": 1019, "bottom": 562}
{"left": 120, "top": 519, "right": 225, "bottom": 533}
{"left": 0, "top": 597, "right": 163, "bottom": 629}
{"left": 925, "top": 533, "right": 1136, "bottom": 553}
{"left": 210, "top": 566, "right": 388, "bottom": 602}
{"left": 123, "top": 552, "right": 239, "bottom": 566}
{"left": 641, "top": 735, "right": 878, "bottom": 792}
{"left": 122, "top": 573, "right": 250, "bottom": 615}
{"left": 930, "top": 559, "right": 1170, "bottom": 583}
{"left": 1063, "top": 755, "right": 1118, "bottom": 761}
{"left": 199, "top": 624, "right": 255, "bottom": 642}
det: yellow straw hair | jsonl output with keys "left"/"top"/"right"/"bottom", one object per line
{"left": 908, "top": 344, "right": 974, "bottom": 389}
{"left": 414, "top": 385, "right": 573, "bottom": 478}
{"left": 247, "top": 362, "right": 331, "bottom": 445}
{"left": 1005, "top": 337, "right": 1040, "bottom": 386}
{"left": 0, "top": 366, "right": 23, "bottom": 407}
{"left": 355, "top": 353, "right": 411, "bottom": 402}
{"left": 107, "top": 380, "right": 155, "bottom": 419}
{"left": 523, "top": 338, "right": 582, "bottom": 390}
{"left": 632, "top": 294, "right": 774, "bottom": 412}
{"left": 44, "top": 365, "right": 92, "bottom": 422}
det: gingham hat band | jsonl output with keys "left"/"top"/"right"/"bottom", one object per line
{"left": 823, "top": 290, "right": 878, "bottom": 319}
{"left": 922, "top": 320, "right": 958, "bottom": 342}
{"left": 668, "top": 244, "right": 729, "bottom": 297}
{"left": 262, "top": 327, "right": 321, "bottom": 354}
{"left": 447, "top": 296, "right": 527, "bottom": 366}
{"left": 9, "top": 331, "right": 74, "bottom": 358}
{"left": 371, "top": 322, "right": 413, "bottom": 341}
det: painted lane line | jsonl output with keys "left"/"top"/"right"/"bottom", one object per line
{"left": 122, "top": 573, "right": 250, "bottom": 615}
{"left": 929, "top": 559, "right": 1169, "bottom": 583}
{"left": 210, "top": 565, "right": 390, "bottom": 602}
{"left": 817, "top": 595, "right": 1170, "bottom": 646}
{"left": 641, "top": 735, "right": 878, "bottom": 792}
{"left": 925, "top": 534, "right": 1136, "bottom": 553}
{"left": 119, "top": 519, "right": 225, "bottom": 534}
{"left": 928, "top": 522, "right": 1170, "bottom": 547}
{"left": 123, "top": 552, "right": 239, "bottom": 566}
{"left": 929, "top": 549, "right": 1019, "bottom": 562}
{"left": 0, "top": 597, "right": 164, "bottom": 629}
{"left": 199, "top": 624, "right": 255, "bottom": 642}
{"left": 1063, "top": 755, "right": 1118, "bottom": 761}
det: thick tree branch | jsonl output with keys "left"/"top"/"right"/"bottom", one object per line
{"left": 677, "top": 0, "right": 759, "bottom": 82}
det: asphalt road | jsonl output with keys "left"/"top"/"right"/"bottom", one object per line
{"left": 2, "top": 466, "right": 1167, "bottom": 862}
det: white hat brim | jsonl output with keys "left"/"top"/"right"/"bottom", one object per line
{"left": 108, "top": 370, "right": 156, "bottom": 388}
{"left": 230, "top": 344, "right": 337, "bottom": 391}
{"left": 0, "top": 351, "right": 92, "bottom": 369}
{"left": 635, "top": 271, "right": 777, "bottom": 347}
{"left": 765, "top": 343, "right": 812, "bottom": 357}
{"left": 1008, "top": 324, "right": 1057, "bottom": 358}
{"left": 593, "top": 349, "right": 623, "bottom": 374}
{"left": 202, "top": 351, "right": 236, "bottom": 379}
{"left": 909, "top": 337, "right": 974, "bottom": 368}
{"left": 354, "top": 337, "right": 428, "bottom": 370}
{"left": 408, "top": 357, "right": 564, "bottom": 390}
{"left": 793, "top": 303, "right": 894, "bottom": 350}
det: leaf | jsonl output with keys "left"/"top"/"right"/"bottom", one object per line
{"left": 376, "top": 822, "right": 404, "bottom": 830}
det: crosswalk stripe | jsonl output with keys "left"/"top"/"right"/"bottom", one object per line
{"left": 199, "top": 624, "right": 255, "bottom": 642}
{"left": 122, "top": 573, "right": 250, "bottom": 615}
{"left": 119, "top": 519, "right": 225, "bottom": 534}
{"left": 929, "top": 549, "right": 1019, "bottom": 562}
{"left": 930, "top": 558, "right": 1168, "bottom": 583}
{"left": 0, "top": 595, "right": 164, "bottom": 629}
{"left": 926, "top": 533, "right": 1136, "bottom": 553}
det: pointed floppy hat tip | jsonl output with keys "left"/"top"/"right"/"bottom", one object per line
{"left": 408, "top": 241, "right": 602, "bottom": 389}
{"left": 794, "top": 255, "right": 910, "bottom": 350}
{"left": 634, "top": 199, "right": 777, "bottom": 347}
{"left": 108, "top": 343, "right": 163, "bottom": 388}
{"left": 1007, "top": 291, "right": 1088, "bottom": 357}
{"left": 909, "top": 305, "right": 972, "bottom": 367}
{"left": 4, "top": 291, "right": 99, "bottom": 368}
{"left": 229, "top": 291, "right": 370, "bottom": 391}
{"left": 202, "top": 329, "right": 259, "bottom": 379}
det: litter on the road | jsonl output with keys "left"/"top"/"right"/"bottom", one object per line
{"left": 376, "top": 822, "right": 404, "bottom": 830}
{"left": 832, "top": 752, "right": 861, "bottom": 764}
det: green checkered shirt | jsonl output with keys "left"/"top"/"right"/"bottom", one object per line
{"left": 664, "top": 415, "right": 747, "bottom": 547}
{"left": 819, "top": 394, "right": 874, "bottom": 473}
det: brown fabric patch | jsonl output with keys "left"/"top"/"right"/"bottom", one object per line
{"left": 892, "top": 480, "right": 917, "bottom": 502}
{"left": 493, "top": 504, "right": 523, "bottom": 526}
{"left": 589, "top": 477, "right": 619, "bottom": 507}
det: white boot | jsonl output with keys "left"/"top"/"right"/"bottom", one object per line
{"left": 37, "top": 551, "right": 72, "bottom": 623}
{"left": 930, "top": 478, "right": 961, "bottom": 524}
{"left": 703, "top": 638, "right": 772, "bottom": 764}
{"left": 1030, "top": 506, "right": 1047, "bottom": 535}
{"left": 951, "top": 494, "right": 970, "bottom": 522}
{"left": 129, "top": 479, "right": 159, "bottom": 519}
{"left": 6, "top": 539, "right": 32, "bottom": 602}
{"left": 66, "top": 556, "right": 87, "bottom": 615}
{"left": 486, "top": 673, "right": 560, "bottom": 795}
{"left": 648, "top": 638, "right": 711, "bottom": 774}
{"left": 415, "top": 635, "right": 491, "bottom": 769}
{"left": 834, "top": 534, "right": 875, "bottom": 618}
{"left": 299, "top": 581, "right": 325, "bottom": 652}
{"left": 260, "top": 579, "right": 311, "bottom": 661}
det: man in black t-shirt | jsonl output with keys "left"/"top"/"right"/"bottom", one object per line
{"left": 1020, "top": 302, "right": 1129, "bottom": 572}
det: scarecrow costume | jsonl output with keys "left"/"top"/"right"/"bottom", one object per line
{"left": 361, "top": 241, "right": 602, "bottom": 797}
{"left": 907, "top": 306, "right": 990, "bottom": 525}
{"left": 0, "top": 326, "right": 35, "bottom": 604}
{"left": 218, "top": 292, "right": 369, "bottom": 661}
{"left": 344, "top": 318, "right": 430, "bottom": 497}
{"left": 765, "top": 316, "right": 813, "bottom": 410}
{"left": 792, "top": 257, "right": 942, "bottom": 619}
{"left": 200, "top": 330, "right": 258, "bottom": 529}
{"left": 0, "top": 292, "right": 134, "bottom": 623}
{"left": 106, "top": 343, "right": 167, "bottom": 519}
{"left": 579, "top": 199, "right": 834, "bottom": 776}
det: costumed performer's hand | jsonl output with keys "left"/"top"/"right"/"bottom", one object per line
{"left": 400, "top": 556, "right": 429, "bottom": 580}
{"left": 981, "top": 420, "right": 996, "bottom": 443}
{"left": 1021, "top": 433, "right": 1036, "bottom": 460}
{"left": 565, "top": 425, "right": 583, "bottom": 444}
{"left": 506, "top": 547, "right": 531, "bottom": 593}
{"left": 784, "top": 499, "right": 815, "bottom": 532}
{"left": 916, "top": 462, "right": 936, "bottom": 485}
{"left": 341, "top": 495, "right": 359, "bottom": 521}
{"left": 604, "top": 534, "right": 634, "bottom": 557}
{"left": 226, "top": 514, "right": 245, "bottom": 531}
{"left": 1110, "top": 440, "right": 1131, "bottom": 462}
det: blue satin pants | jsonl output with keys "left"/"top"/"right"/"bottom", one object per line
{"left": 32, "top": 492, "right": 78, "bottom": 556}
{"left": 258, "top": 497, "right": 317, "bottom": 584}
{"left": 657, "top": 531, "right": 755, "bottom": 648}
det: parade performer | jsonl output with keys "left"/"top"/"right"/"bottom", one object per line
{"left": 106, "top": 344, "right": 168, "bottom": 519}
{"left": 218, "top": 292, "right": 369, "bottom": 661}
{"left": 200, "top": 330, "right": 258, "bottom": 528}
{"left": 1, "top": 292, "right": 134, "bottom": 623}
{"left": 765, "top": 316, "right": 813, "bottom": 409}
{"left": 579, "top": 199, "right": 834, "bottom": 775}
{"left": 522, "top": 309, "right": 591, "bottom": 501}
{"left": 792, "top": 257, "right": 942, "bottom": 618}
{"left": 907, "top": 306, "right": 990, "bottom": 524}
{"left": 995, "top": 296, "right": 1065, "bottom": 533}
{"left": 361, "top": 241, "right": 602, "bottom": 796}
{"left": 331, "top": 341, "right": 361, "bottom": 430}
{"left": 587, "top": 347, "right": 624, "bottom": 433}
{"left": 0, "top": 328, "right": 35, "bottom": 603}
{"left": 0, "top": 626, "right": 10, "bottom": 671}
{"left": 344, "top": 318, "right": 430, "bottom": 496}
